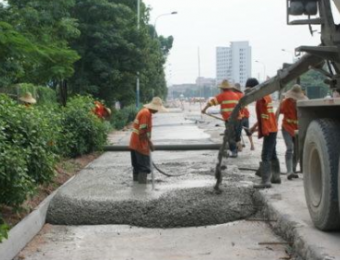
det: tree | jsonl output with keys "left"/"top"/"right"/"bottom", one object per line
{"left": 0, "top": 1, "right": 80, "bottom": 93}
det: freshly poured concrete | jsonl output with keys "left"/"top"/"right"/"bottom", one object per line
{"left": 19, "top": 106, "right": 308, "bottom": 260}
{"left": 16, "top": 222, "right": 290, "bottom": 260}
{"left": 47, "top": 150, "right": 256, "bottom": 227}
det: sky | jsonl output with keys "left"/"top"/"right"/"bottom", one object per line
{"left": 143, "top": 0, "right": 331, "bottom": 85}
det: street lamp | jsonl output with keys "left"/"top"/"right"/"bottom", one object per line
{"left": 153, "top": 11, "right": 178, "bottom": 38}
{"left": 255, "top": 60, "right": 266, "bottom": 82}
{"left": 136, "top": 0, "right": 141, "bottom": 108}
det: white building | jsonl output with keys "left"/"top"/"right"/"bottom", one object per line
{"left": 216, "top": 41, "right": 252, "bottom": 90}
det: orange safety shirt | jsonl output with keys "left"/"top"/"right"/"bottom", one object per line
{"left": 256, "top": 95, "right": 278, "bottom": 138}
{"left": 129, "top": 108, "right": 152, "bottom": 155}
{"left": 209, "top": 90, "right": 241, "bottom": 121}
{"left": 93, "top": 101, "right": 105, "bottom": 119}
{"left": 243, "top": 107, "right": 250, "bottom": 118}
{"left": 280, "top": 98, "right": 298, "bottom": 137}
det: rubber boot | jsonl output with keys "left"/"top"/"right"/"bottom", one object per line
{"left": 254, "top": 161, "right": 272, "bottom": 189}
{"left": 133, "top": 173, "right": 138, "bottom": 182}
{"left": 255, "top": 162, "right": 263, "bottom": 178}
{"left": 271, "top": 159, "right": 281, "bottom": 184}
{"left": 138, "top": 172, "right": 147, "bottom": 184}
{"left": 287, "top": 173, "right": 299, "bottom": 180}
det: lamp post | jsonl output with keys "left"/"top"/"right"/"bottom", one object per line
{"left": 255, "top": 60, "right": 266, "bottom": 82}
{"left": 153, "top": 11, "right": 178, "bottom": 38}
{"left": 136, "top": 0, "right": 141, "bottom": 108}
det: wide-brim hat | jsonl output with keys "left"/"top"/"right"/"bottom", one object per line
{"left": 284, "top": 84, "right": 308, "bottom": 101}
{"left": 144, "top": 97, "right": 167, "bottom": 112}
{"left": 19, "top": 92, "right": 36, "bottom": 104}
{"left": 218, "top": 80, "right": 242, "bottom": 93}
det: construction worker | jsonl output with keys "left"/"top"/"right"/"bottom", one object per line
{"left": 201, "top": 79, "right": 243, "bottom": 158}
{"left": 19, "top": 92, "right": 36, "bottom": 107}
{"left": 93, "top": 101, "right": 111, "bottom": 120}
{"left": 241, "top": 88, "right": 255, "bottom": 151}
{"left": 248, "top": 78, "right": 281, "bottom": 189}
{"left": 129, "top": 97, "right": 166, "bottom": 184}
{"left": 277, "top": 84, "right": 307, "bottom": 180}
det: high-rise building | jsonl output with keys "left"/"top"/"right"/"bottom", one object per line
{"left": 216, "top": 41, "right": 252, "bottom": 90}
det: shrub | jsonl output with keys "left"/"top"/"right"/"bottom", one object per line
{"left": 62, "top": 96, "right": 109, "bottom": 157}
{"left": 0, "top": 94, "right": 58, "bottom": 206}
{"left": 0, "top": 83, "right": 57, "bottom": 105}
{"left": 0, "top": 219, "right": 9, "bottom": 243}
{"left": 111, "top": 105, "right": 137, "bottom": 130}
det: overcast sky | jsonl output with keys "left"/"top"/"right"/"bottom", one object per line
{"left": 143, "top": 0, "right": 329, "bottom": 85}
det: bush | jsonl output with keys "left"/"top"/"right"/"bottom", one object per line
{"left": 111, "top": 105, "right": 137, "bottom": 130}
{"left": 62, "top": 96, "right": 110, "bottom": 157}
{"left": 0, "top": 83, "right": 57, "bottom": 105}
{"left": 0, "top": 219, "right": 9, "bottom": 243}
{"left": 0, "top": 94, "right": 58, "bottom": 207}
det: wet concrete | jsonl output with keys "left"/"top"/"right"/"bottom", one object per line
{"left": 17, "top": 103, "right": 307, "bottom": 260}
{"left": 16, "top": 222, "right": 291, "bottom": 260}
{"left": 47, "top": 150, "right": 256, "bottom": 227}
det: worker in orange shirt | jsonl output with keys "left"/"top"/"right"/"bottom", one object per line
{"left": 278, "top": 84, "right": 307, "bottom": 180}
{"left": 201, "top": 79, "right": 243, "bottom": 158}
{"left": 248, "top": 78, "right": 281, "bottom": 189}
{"left": 93, "top": 101, "right": 111, "bottom": 120}
{"left": 129, "top": 97, "right": 166, "bottom": 184}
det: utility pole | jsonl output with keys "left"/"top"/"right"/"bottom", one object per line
{"left": 136, "top": 0, "right": 140, "bottom": 108}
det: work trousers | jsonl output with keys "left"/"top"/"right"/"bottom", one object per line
{"left": 130, "top": 150, "right": 151, "bottom": 175}
{"left": 225, "top": 120, "right": 241, "bottom": 153}
{"left": 261, "top": 132, "right": 278, "bottom": 164}
{"left": 282, "top": 129, "right": 294, "bottom": 174}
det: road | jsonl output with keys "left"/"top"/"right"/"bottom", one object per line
{"left": 15, "top": 102, "right": 338, "bottom": 260}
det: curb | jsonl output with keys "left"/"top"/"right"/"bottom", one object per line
{"left": 0, "top": 176, "right": 75, "bottom": 260}
{"left": 254, "top": 191, "right": 336, "bottom": 260}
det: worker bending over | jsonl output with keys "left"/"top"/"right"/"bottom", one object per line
{"left": 129, "top": 97, "right": 166, "bottom": 184}
{"left": 277, "top": 84, "right": 307, "bottom": 180}
{"left": 248, "top": 78, "right": 281, "bottom": 189}
{"left": 201, "top": 79, "right": 243, "bottom": 158}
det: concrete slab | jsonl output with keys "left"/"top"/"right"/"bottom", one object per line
{"left": 16, "top": 222, "right": 290, "bottom": 260}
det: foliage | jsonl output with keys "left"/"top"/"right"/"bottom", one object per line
{"left": 0, "top": 94, "right": 58, "bottom": 207}
{"left": 300, "top": 69, "right": 330, "bottom": 98}
{"left": 69, "top": 0, "right": 172, "bottom": 106}
{"left": 0, "top": 220, "right": 9, "bottom": 243}
{"left": 1, "top": 84, "right": 57, "bottom": 105}
{"left": 0, "top": 0, "right": 80, "bottom": 87}
{"left": 111, "top": 105, "right": 137, "bottom": 129}
{"left": 62, "top": 95, "right": 110, "bottom": 157}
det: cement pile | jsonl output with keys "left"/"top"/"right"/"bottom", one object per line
{"left": 47, "top": 185, "right": 256, "bottom": 228}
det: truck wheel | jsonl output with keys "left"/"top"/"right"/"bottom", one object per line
{"left": 303, "top": 119, "right": 340, "bottom": 231}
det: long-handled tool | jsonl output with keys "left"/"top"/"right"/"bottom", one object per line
{"left": 150, "top": 152, "right": 155, "bottom": 190}
{"left": 204, "top": 113, "right": 224, "bottom": 121}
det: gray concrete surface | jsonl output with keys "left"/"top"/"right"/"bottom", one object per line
{"left": 47, "top": 111, "right": 257, "bottom": 227}
{"left": 16, "top": 103, "right": 340, "bottom": 260}
{"left": 16, "top": 222, "right": 291, "bottom": 260}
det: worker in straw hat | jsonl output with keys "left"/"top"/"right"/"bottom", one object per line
{"left": 277, "top": 84, "right": 308, "bottom": 180}
{"left": 201, "top": 79, "right": 243, "bottom": 158}
{"left": 129, "top": 97, "right": 167, "bottom": 184}
{"left": 19, "top": 92, "right": 37, "bottom": 107}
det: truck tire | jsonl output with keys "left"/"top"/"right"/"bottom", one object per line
{"left": 303, "top": 119, "right": 340, "bottom": 231}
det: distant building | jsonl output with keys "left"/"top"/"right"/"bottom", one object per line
{"left": 216, "top": 41, "right": 252, "bottom": 90}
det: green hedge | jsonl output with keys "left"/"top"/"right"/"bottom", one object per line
{"left": 110, "top": 105, "right": 137, "bottom": 130}
{"left": 0, "top": 94, "right": 109, "bottom": 208}
{"left": 62, "top": 96, "right": 110, "bottom": 157}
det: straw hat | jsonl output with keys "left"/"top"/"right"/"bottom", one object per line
{"left": 284, "top": 84, "right": 308, "bottom": 101}
{"left": 19, "top": 92, "right": 37, "bottom": 104}
{"left": 218, "top": 80, "right": 242, "bottom": 92}
{"left": 144, "top": 97, "right": 167, "bottom": 112}
{"left": 104, "top": 107, "right": 111, "bottom": 116}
